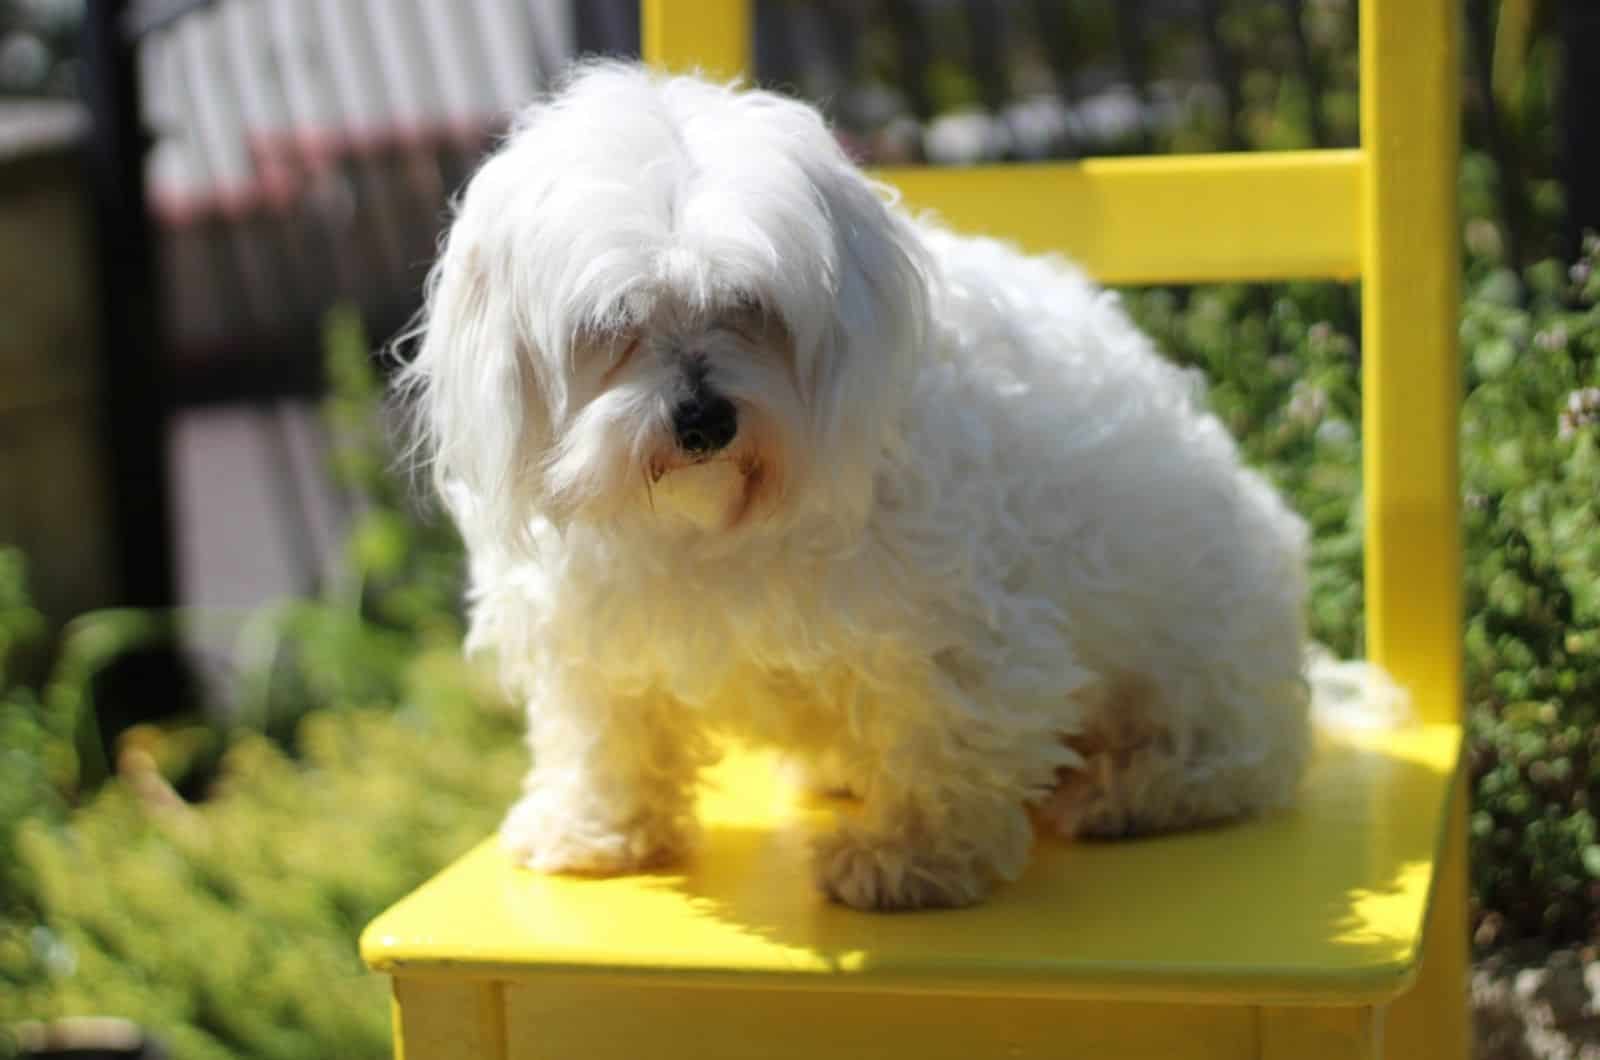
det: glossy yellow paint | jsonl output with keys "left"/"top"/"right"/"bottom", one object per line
{"left": 496, "top": 983, "right": 1259, "bottom": 1060}
{"left": 879, "top": 151, "right": 1364, "bottom": 284}
{"left": 1383, "top": 783, "right": 1471, "bottom": 1060}
{"left": 365, "top": 725, "right": 1459, "bottom": 1007}
{"left": 1359, "top": 0, "right": 1463, "bottom": 730}
{"left": 372, "top": 0, "right": 1468, "bottom": 1054}
{"left": 641, "top": 0, "right": 748, "bottom": 80}
{"left": 373, "top": 727, "right": 1460, "bottom": 1057}
{"left": 1259, "top": 1007, "right": 1382, "bottom": 1060}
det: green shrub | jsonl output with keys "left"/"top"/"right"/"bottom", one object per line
{"left": 0, "top": 548, "right": 67, "bottom": 977}
{"left": 1460, "top": 240, "right": 1600, "bottom": 945}
{"left": 0, "top": 650, "right": 520, "bottom": 1060}
{"left": 231, "top": 307, "right": 470, "bottom": 745}
{"left": 1127, "top": 281, "right": 1365, "bottom": 656}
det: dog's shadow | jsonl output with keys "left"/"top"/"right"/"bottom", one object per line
{"left": 614, "top": 733, "right": 1456, "bottom": 988}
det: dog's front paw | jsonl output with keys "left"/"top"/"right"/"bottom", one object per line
{"left": 500, "top": 791, "right": 694, "bottom": 876}
{"left": 813, "top": 825, "right": 996, "bottom": 911}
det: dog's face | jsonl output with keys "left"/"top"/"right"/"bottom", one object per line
{"left": 543, "top": 286, "right": 799, "bottom": 533}
{"left": 403, "top": 63, "right": 929, "bottom": 546}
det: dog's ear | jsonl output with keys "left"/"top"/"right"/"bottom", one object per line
{"left": 399, "top": 154, "right": 556, "bottom": 550}
{"left": 805, "top": 164, "right": 931, "bottom": 524}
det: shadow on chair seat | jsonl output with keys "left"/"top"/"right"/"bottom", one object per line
{"left": 362, "top": 722, "right": 1461, "bottom": 1010}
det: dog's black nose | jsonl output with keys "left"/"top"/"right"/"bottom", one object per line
{"left": 672, "top": 391, "right": 738, "bottom": 456}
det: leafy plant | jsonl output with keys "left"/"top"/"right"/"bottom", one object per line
{"left": 1460, "top": 238, "right": 1600, "bottom": 944}
{"left": 1, "top": 653, "right": 520, "bottom": 1060}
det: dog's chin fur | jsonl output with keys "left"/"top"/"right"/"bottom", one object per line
{"left": 399, "top": 62, "right": 1316, "bottom": 911}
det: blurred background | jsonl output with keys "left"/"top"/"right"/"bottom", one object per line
{"left": 2, "top": 1, "right": 1598, "bottom": 1057}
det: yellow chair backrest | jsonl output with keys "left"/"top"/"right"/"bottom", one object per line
{"left": 361, "top": 16, "right": 1468, "bottom": 1057}
{"left": 642, "top": 0, "right": 1462, "bottom": 726}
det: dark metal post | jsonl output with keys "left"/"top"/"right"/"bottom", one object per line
{"left": 1030, "top": 0, "right": 1084, "bottom": 158}
{"left": 1465, "top": 0, "right": 1527, "bottom": 271}
{"left": 1198, "top": 0, "right": 1245, "bottom": 152}
{"left": 79, "top": 0, "right": 190, "bottom": 734}
{"left": 1111, "top": 0, "right": 1154, "bottom": 153}
{"left": 883, "top": 0, "right": 934, "bottom": 159}
{"left": 80, "top": 0, "right": 175, "bottom": 614}
{"left": 963, "top": 0, "right": 1013, "bottom": 158}
{"left": 1282, "top": 0, "right": 1327, "bottom": 146}
{"left": 1561, "top": 0, "right": 1600, "bottom": 261}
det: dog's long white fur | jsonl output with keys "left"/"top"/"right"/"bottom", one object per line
{"left": 399, "top": 62, "right": 1388, "bottom": 910}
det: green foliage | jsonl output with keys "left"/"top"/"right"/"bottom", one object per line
{"left": 0, "top": 657, "right": 520, "bottom": 1060}
{"left": 1461, "top": 238, "right": 1600, "bottom": 945}
{"left": 0, "top": 562, "right": 201, "bottom": 1053}
{"left": 1126, "top": 282, "right": 1365, "bottom": 657}
{"left": 1, "top": 557, "right": 169, "bottom": 908}
{"left": 231, "top": 306, "right": 469, "bottom": 745}
{"left": 0, "top": 550, "right": 66, "bottom": 915}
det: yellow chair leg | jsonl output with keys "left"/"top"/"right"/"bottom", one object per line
{"left": 1260, "top": 1007, "right": 1382, "bottom": 1060}
{"left": 1382, "top": 780, "right": 1470, "bottom": 1059}
{"left": 392, "top": 979, "right": 506, "bottom": 1060}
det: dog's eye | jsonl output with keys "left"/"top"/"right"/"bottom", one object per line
{"left": 597, "top": 335, "right": 640, "bottom": 386}
{"left": 605, "top": 333, "right": 639, "bottom": 366}
{"left": 721, "top": 293, "right": 774, "bottom": 336}
{"left": 573, "top": 321, "right": 638, "bottom": 371}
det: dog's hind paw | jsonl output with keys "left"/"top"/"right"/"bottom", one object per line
{"left": 812, "top": 825, "right": 994, "bottom": 911}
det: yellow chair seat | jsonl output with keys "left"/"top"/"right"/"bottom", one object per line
{"left": 363, "top": 724, "right": 1460, "bottom": 1019}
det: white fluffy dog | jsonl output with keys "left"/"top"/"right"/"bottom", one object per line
{"left": 400, "top": 62, "right": 1322, "bottom": 911}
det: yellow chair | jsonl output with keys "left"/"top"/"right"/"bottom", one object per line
{"left": 361, "top": 1, "right": 1467, "bottom": 1056}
